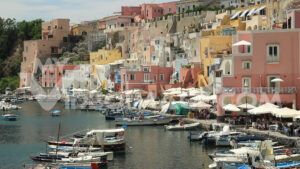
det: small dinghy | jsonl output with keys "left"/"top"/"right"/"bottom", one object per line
{"left": 165, "top": 121, "right": 200, "bottom": 131}
{"left": 2, "top": 113, "right": 19, "bottom": 121}
{"left": 51, "top": 110, "right": 61, "bottom": 116}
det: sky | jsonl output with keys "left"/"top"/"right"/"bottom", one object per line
{"left": 0, "top": 0, "right": 175, "bottom": 23}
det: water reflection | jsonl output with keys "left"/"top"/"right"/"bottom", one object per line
{"left": 0, "top": 102, "right": 215, "bottom": 169}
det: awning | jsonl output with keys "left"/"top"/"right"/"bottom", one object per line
{"left": 230, "top": 11, "right": 242, "bottom": 20}
{"left": 254, "top": 6, "right": 266, "bottom": 14}
{"left": 240, "top": 10, "right": 249, "bottom": 18}
{"left": 247, "top": 8, "right": 256, "bottom": 16}
{"left": 233, "top": 40, "right": 251, "bottom": 46}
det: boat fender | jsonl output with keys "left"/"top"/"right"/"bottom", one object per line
{"left": 286, "top": 149, "right": 292, "bottom": 156}
{"left": 61, "top": 140, "right": 66, "bottom": 144}
{"left": 118, "top": 132, "right": 124, "bottom": 136}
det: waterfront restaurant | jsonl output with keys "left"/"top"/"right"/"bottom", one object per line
{"left": 216, "top": 29, "right": 300, "bottom": 121}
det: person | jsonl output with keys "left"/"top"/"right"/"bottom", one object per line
{"left": 179, "top": 120, "right": 184, "bottom": 126}
{"left": 139, "top": 114, "right": 144, "bottom": 120}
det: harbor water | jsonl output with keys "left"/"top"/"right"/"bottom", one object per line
{"left": 0, "top": 101, "right": 216, "bottom": 169}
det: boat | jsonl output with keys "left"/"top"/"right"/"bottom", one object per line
{"left": 47, "top": 145, "right": 101, "bottom": 152}
{"left": 187, "top": 131, "right": 203, "bottom": 141}
{"left": 30, "top": 153, "right": 108, "bottom": 163}
{"left": 115, "top": 115, "right": 171, "bottom": 126}
{"left": 51, "top": 110, "right": 61, "bottom": 116}
{"left": 2, "top": 113, "right": 19, "bottom": 121}
{"left": 47, "top": 128, "right": 126, "bottom": 152}
{"left": 50, "top": 162, "right": 107, "bottom": 169}
{"left": 165, "top": 122, "right": 200, "bottom": 131}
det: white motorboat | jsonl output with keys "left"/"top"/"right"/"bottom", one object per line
{"left": 165, "top": 122, "right": 200, "bottom": 131}
{"left": 115, "top": 115, "right": 171, "bottom": 126}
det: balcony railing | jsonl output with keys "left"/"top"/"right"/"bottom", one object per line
{"left": 217, "top": 87, "right": 296, "bottom": 95}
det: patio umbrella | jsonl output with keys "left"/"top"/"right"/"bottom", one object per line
{"left": 271, "top": 78, "right": 284, "bottom": 82}
{"left": 248, "top": 103, "right": 278, "bottom": 115}
{"left": 238, "top": 103, "right": 256, "bottom": 109}
{"left": 233, "top": 40, "right": 251, "bottom": 46}
{"left": 223, "top": 104, "right": 240, "bottom": 112}
{"left": 190, "top": 101, "right": 212, "bottom": 109}
{"left": 272, "top": 107, "right": 300, "bottom": 118}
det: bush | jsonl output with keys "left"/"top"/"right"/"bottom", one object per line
{"left": 0, "top": 76, "right": 19, "bottom": 93}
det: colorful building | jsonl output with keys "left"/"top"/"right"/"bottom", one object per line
{"left": 120, "top": 66, "right": 173, "bottom": 97}
{"left": 198, "top": 35, "right": 232, "bottom": 87}
{"left": 42, "top": 65, "right": 79, "bottom": 88}
{"left": 216, "top": 29, "right": 300, "bottom": 119}
{"left": 140, "top": 2, "right": 177, "bottom": 20}
{"left": 90, "top": 49, "right": 122, "bottom": 65}
{"left": 20, "top": 19, "right": 70, "bottom": 88}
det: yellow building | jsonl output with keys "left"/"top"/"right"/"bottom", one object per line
{"left": 198, "top": 36, "right": 232, "bottom": 87}
{"left": 90, "top": 49, "right": 122, "bottom": 65}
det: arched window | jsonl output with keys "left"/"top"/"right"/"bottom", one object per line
{"left": 225, "top": 61, "right": 231, "bottom": 75}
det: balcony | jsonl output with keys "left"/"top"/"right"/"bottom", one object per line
{"left": 143, "top": 80, "right": 153, "bottom": 83}
{"left": 217, "top": 87, "right": 296, "bottom": 95}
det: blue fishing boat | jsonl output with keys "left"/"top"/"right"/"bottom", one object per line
{"left": 51, "top": 110, "right": 61, "bottom": 116}
{"left": 2, "top": 113, "right": 19, "bottom": 121}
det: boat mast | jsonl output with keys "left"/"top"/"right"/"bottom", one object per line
{"left": 55, "top": 122, "right": 61, "bottom": 163}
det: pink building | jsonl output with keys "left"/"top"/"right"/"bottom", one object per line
{"left": 216, "top": 29, "right": 300, "bottom": 119}
{"left": 140, "top": 2, "right": 177, "bottom": 20}
{"left": 121, "top": 66, "right": 173, "bottom": 97}
{"left": 42, "top": 65, "right": 79, "bottom": 88}
{"left": 121, "top": 6, "right": 142, "bottom": 16}
{"left": 287, "top": 6, "right": 300, "bottom": 29}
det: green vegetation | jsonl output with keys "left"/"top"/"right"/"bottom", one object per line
{"left": 99, "top": 41, "right": 106, "bottom": 49}
{"left": 0, "top": 17, "right": 42, "bottom": 92}
{"left": 0, "top": 76, "right": 19, "bottom": 93}
{"left": 185, "top": 5, "right": 222, "bottom": 13}
{"left": 59, "top": 41, "right": 89, "bottom": 64}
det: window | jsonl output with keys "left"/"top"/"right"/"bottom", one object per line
{"left": 154, "top": 75, "right": 157, "bottom": 81}
{"left": 205, "top": 48, "right": 208, "bottom": 58}
{"left": 143, "top": 67, "right": 149, "bottom": 72}
{"left": 152, "top": 56, "right": 156, "bottom": 61}
{"left": 154, "top": 9, "right": 156, "bottom": 13}
{"left": 45, "top": 82, "right": 47, "bottom": 87}
{"left": 160, "top": 74, "right": 164, "bottom": 80}
{"left": 59, "top": 72, "right": 61, "bottom": 76}
{"left": 267, "top": 44, "right": 279, "bottom": 63}
{"left": 169, "top": 8, "right": 172, "bottom": 13}
{"left": 144, "top": 73, "right": 149, "bottom": 81}
{"left": 242, "top": 77, "right": 251, "bottom": 88}
{"left": 130, "top": 74, "right": 135, "bottom": 80}
{"left": 48, "top": 26, "right": 51, "bottom": 30}
{"left": 242, "top": 61, "right": 251, "bottom": 69}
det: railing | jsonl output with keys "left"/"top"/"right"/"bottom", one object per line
{"left": 266, "top": 57, "right": 280, "bottom": 63}
{"left": 217, "top": 87, "right": 296, "bottom": 94}
{"left": 143, "top": 80, "right": 153, "bottom": 83}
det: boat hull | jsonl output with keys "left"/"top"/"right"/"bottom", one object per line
{"left": 47, "top": 141, "right": 126, "bottom": 152}
{"left": 115, "top": 118, "right": 170, "bottom": 126}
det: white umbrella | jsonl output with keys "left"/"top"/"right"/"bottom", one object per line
{"left": 271, "top": 78, "right": 284, "bottom": 82}
{"left": 272, "top": 107, "right": 300, "bottom": 118}
{"left": 233, "top": 40, "right": 251, "bottom": 46}
{"left": 248, "top": 103, "right": 279, "bottom": 115}
{"left": 190, "top": 101, "right": 212, "bottom": 109}
{"left": 223, "top": 104, "right": 240, "bottom": 112}
{"left": 238, "top": 103, "right": 256, "bottom": 109}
